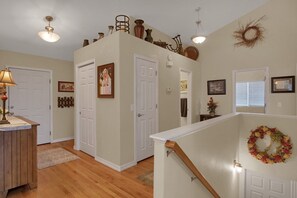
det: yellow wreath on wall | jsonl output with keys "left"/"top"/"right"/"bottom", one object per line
{"left": 247, "top": 126, "right": 293, "bottom": 164}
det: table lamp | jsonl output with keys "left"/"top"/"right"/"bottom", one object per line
{"left": 0, "top": 68, "right": 16, "bottom": 124}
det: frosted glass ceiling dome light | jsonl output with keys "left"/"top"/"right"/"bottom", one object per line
{"left": 191, "top": 8, "right": 206, "bottom": 44}
{"left": 38, "top": 16, "right": 60, "bottom": 43}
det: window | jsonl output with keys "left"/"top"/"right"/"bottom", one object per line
{"left": 236, "top": 81, "right": 265, "bottom": 107}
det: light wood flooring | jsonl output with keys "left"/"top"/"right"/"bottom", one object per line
{"left": 7, "top": 140, "right": 154, "bottom": 198}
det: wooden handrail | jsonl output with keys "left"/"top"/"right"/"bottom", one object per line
{"left": 165, "top": 140, "right": 220, "bottom": 198}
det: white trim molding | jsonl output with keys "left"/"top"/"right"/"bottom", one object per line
{"left": 95, "top": 156, "right": 136, "bottom": 172}
{"left": 52, "top": 136, "right": 74, "bottom": 143}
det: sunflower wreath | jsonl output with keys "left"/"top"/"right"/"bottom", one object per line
{"left": 247, "top": 126, "right": 292, "bottom": 164}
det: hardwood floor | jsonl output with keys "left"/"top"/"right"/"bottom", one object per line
{"left": 7, "top": 140, "right": 154, "bottom": 198}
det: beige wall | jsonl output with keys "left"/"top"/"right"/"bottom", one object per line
{"left": 74, "top": 33, "right": 121, "bottom": 165}
{"left": 199, "top": 0, "right": 297, "bottom": 116}
{"left": 153, "top": 115, "right": 240, "bottom": 198}
{"left": 74, "top": 31, "right": 200, "bottom": 166}
{"left": 0, "top": 50, "right": 74, "bottom": 141}
{"left": 119, "top": 32, "right": 200, "bottom": 165}
{"left": 239, "top": 113, "right": 297, "bottom": 180}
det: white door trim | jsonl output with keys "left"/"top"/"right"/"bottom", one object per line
{"left": 232, "top": 67, "right": 269, "bottom": 113}
{"left": 179, "top": 68, "right": 192, "bottom": 125}
{"left": 74, "top": 59, "right": 96, "bottom": 157}
{"left": 7, "top": 66, "right": 53, "bottom": 142}
{"left": 133, "top": 54, "right": 159, "bottom": 163}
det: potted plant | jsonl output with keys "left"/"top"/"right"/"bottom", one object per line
{"left": 207, "top": 97, "right": 218, "bottom": 117}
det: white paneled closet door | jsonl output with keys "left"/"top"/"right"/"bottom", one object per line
{"left": 9, "top": 68, "right": 51, "bottom": 145}
{"left": 135, "top": 56, "right": 158, "bottom": 162}
{"left": 78, "top": 63, "right": 95, "bottom": 157}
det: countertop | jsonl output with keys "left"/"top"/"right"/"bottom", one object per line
{"left": 0, "top": 116, "right": 32, "bottom": 131}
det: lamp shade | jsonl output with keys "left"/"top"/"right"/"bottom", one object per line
{"left": 38, "top": 31, "right": 60, "bottom": 43}
{"left": 192, "top": 35, "right": 206, "bottom": 44}
{"left": 38, "top": 16, "right": 60, "bottom": 43}
{"left": 0, "top": 68, "right": 16, "bottom": 86}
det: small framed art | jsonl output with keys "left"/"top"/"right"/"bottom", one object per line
{"left": 58, "top": 81, "right": 74, "bottom": 92}
{"left": 271, "top": 76, "right": 295, "bottom": 93}
{"left": 97, "top": 63, "right": 114, "bottom": 98}
{"left": 207, "top": 79, "right": 226, "bottom": 95}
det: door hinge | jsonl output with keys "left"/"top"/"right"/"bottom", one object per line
{"left": 49, "top": 79, "right": 51, "bottom": 84}
{"left": 50, "top": 131, "right": 52, "bottom": 135}
{"left": 156, "top": 104, "right": 158, "bottom": 109}
{"left": 49, "top": 105, "right": 51, "bottom": 110}
{"left": 155, "top": 71, "right": 158, "bottom": 76}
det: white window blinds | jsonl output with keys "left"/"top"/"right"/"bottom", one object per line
{"left": 236, "top": 81, "right": 265, "bottom": 107}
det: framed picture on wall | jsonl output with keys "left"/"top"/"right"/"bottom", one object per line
{"left": 207, "top": 79, "right": 226, "bottom": 95}
{"left": 97, "top": 63, "right": 114, "bottom": 98}
{"left": 271, "top": 76, "right": 295, "bottom": 93}
{"left": 58, "top": 81, "right": 74, "bottom": 92}
{"left": 180, "top": 80, "right": 188, "bottom": 93}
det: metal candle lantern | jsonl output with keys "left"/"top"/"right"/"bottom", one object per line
{"left": 115, "top": 15, "right": 130, "bottom": 33}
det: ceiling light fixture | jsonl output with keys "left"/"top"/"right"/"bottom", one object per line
{"left": 191, "top": 7, "right": 206, "bottom": 44}
{"left": 38, "top": 16, "right": 60, "bottom": 43}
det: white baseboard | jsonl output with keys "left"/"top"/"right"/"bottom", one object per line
{"left": 52, "top": 136, "right": 74, "bottom": 143}
{"left": 95, "top": 156, "right": 136, "bottom": 172}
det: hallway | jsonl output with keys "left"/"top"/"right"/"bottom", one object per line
{"left": 7, "top": 140, "right": 153, "bottom": 198}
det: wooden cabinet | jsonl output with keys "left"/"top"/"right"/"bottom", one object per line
{"left": 0, "top": 117, "right": 39, "bottom": 198}
{"left": 200, "top": 114, "right": 220, "bottom": 121}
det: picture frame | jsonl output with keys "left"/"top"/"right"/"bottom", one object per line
{"left": 207, "top": 79, "right": 226, "bottom": 95}
{"left": 58, "top": 81, "right": 74, "bottom": 92}
{"left": 180, "top": 80, "right": 188, "bottom": 93}
{"left": 271, "top": 76, "right": 295, "bottom": 93}
{"left": 97, "top": 63, "right": 114, "bottom": 98}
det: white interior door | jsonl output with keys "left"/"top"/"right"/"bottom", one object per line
{"left": 135, "top": 56, "right": 158, "bottom": 162}
{"left": 180, "top": 69, "right": 192, "bottom": 126}
{"left": 245, "top": 170, "right": 291, "bottom": 198}
{"left": 78, "top": 63, "right": 95, "bottom": 157}
{"left": 8, "top": 68, "right": 51, "bottom": 145}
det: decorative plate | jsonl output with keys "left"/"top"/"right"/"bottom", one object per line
{"left": 184, "top": 46, "right": 199, "bottom": 60}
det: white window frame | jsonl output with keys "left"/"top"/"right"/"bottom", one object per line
{"left": 232, "top": 67, "right": 269, "bottom": 113}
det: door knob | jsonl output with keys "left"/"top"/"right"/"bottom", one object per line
{"left": 137, "top": 113, "right": 144, "bottom": 117}
{"left": 10, "top": 106, "right": 14, "bottom": 109}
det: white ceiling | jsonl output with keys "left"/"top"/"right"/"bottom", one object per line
{"left": 0, "top": 0, "right": 269, "bottom": 61}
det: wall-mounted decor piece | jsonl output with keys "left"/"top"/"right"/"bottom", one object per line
{"left": 58, "top": 81, "right": 74, "bottom": 92}
{"left": 271, "top": 76, "right": 295, "bottom": 93}
{"left": 58, "top": 97, "right": 74, "bottom": 108}
{"left": 115, "top": 15, "right": 130, "bottom": 33}
{"left": 207, "top": 79, "right": 226, "bottom": 95}
{"left": 180, "top": 80, "right": 188, "bottom": 92}
{"left": 98, "top": 63, "right": 114, "bottom": 98}
{"left": 233, "top": 16, "right": 265, "bottom": 48}
{"left": 247, "top": 126, "right": 292, "bottom": 164}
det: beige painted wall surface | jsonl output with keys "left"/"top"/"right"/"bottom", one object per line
{"left": 199, "top": 0, "right": 297, "bottom": 116}
{"left": 0, "top": 50, "right": 74, "bottom": 141}
{"left": 239, "top": 113, "right": 297, "bottom": 181}
{"left": 154, "top": 116, "right": 240, "bottom": 198}
{"left": 119, "top": 32, "right": 200, "bottom": 165}
{"left": 74, "top": 33, "right": 121, "bottom": 165}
